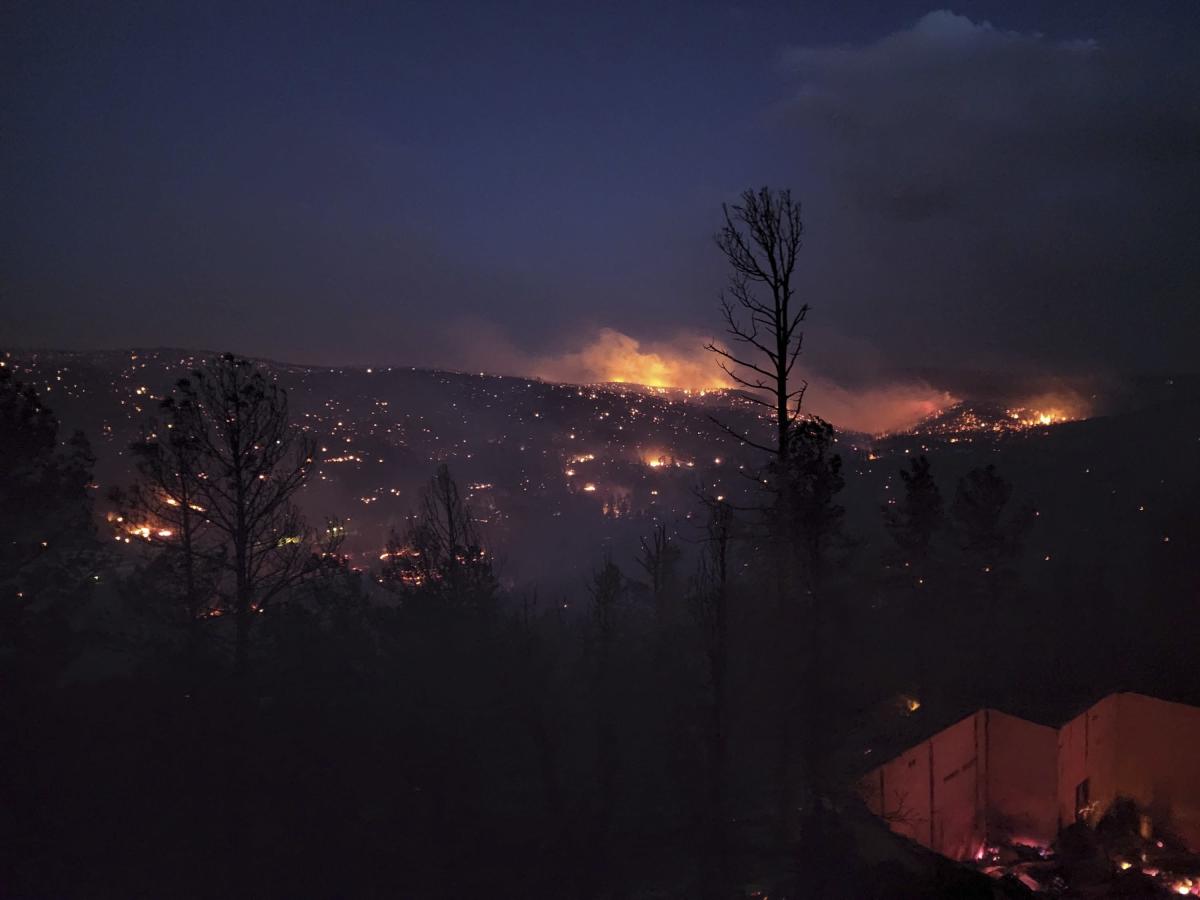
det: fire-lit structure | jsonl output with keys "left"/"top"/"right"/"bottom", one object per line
{"left": 859, "top": 708, "right": 1059, "bottom": 860}
{"left": 861, "top": 693, "right": 1200, "bottom": 893}
{"left": 1059, "top": 693, "right": 1200, "bottom": 850}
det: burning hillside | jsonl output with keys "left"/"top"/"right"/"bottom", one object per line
{"left": 521, "top": 328, "right": 960, "bottom": 434}
{"left": 906, "top": 395, "right": 1090, "bottom": 440}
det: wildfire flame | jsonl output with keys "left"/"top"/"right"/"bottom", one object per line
{"left": 1005, "top": 405, "right": 1083, "bottom": 427}
{"left": 533, "top": 328, "right": 728, "bottom": 390}
{"left": 524, "top": 328, "right": 1103, "bottom": 436}
{"left": 641, "top": 450, "right": 693, "bottom": 469}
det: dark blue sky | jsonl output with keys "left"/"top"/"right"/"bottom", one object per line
{"left": 4, "top": 1, "right": 1198, "bottom": 379}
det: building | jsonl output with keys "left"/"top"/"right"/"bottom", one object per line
{"left": 860, "top": 692, "right": 1200, "bottom": 860}
{"left": 1058, "top": 692, "right": 1200, "bottom": 849}
{"left": 858, "top": 708, "right": 1058, "bottom": 860}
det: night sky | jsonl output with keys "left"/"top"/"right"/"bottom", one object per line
{"left": 4, "top": 1, "right": 1198, "bottom": 382}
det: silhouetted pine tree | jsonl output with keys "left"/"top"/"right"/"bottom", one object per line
{"left": 883, "top": 454, "right": 947, "bottom": 696}
{"left": 0, "top": 366, "right": 102, "bottom": 897}
{"left": 688, "top": 498, "right": 735, "bottom": 897}
{"left": 951, "top": 463, "right": 1033, "bottom": 692}
{"left": 885, "top": 455, "right": 945, "bottom": 574}
{"left": 381, "top": 463, "right": 497, "bottom": 614}
{"left": 637, "top": 521, "right": 682, "bottom": 634}
{"left": 0, "top": 365, "right": 99, "bottom": 682}
{"left": 772, "top": 415, "right": 846, "bottom": 886}
{"left": 587, "top": 550, "right": 625, "bottom": 895}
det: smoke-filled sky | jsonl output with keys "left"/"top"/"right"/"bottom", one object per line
{"left": 4, "top": 1, "right": 1198, "bottom": 387}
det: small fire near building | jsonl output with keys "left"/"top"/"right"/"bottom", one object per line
{"left": 860, "top": 693, "right": 1200, "bottom": 877}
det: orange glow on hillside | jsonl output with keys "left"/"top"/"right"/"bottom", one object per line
{"left": 640, "top": 449, "right": 694, "bottom": 469}
{"left": 1004, "top": 394, "right": 1089, "bottom": 427}
{"left": 642, "top": 450, "right": 671, "bottom": 468}
{"left": 533, "top": 328, "right": 729, "bottom": 390}
{"left": 944, "top": 393, "right": 1092, "bottom": 435}
{"left": 528, "top": 328, "right": 1098, "bottom": 435}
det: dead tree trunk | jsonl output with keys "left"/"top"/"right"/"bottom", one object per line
{"left": 705, "top": 187, "right": 809, "bottom": 852}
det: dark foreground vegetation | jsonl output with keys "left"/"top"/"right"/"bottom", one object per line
{"left": 4, "top": 349, "right": 1197, "bottom": 899}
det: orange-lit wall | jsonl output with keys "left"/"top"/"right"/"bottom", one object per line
{"left": 1058, "top": 693, "right": 1200, "bottom": 848}
{"left": 1057, "top": 693, "right": 1118, "bottom": 831}
{"left": 987, "top": 710, "right": 1059, "bottom": 847}
{"left": 860, "top": 710, "right": 1058, "bottom": 860}
{"left": 861, "top": 736, "right": 935, "bottom": 849}
{"left": 930, "top": 712, "right": 980, "bottom": 859}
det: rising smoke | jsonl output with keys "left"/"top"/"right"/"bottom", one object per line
{"left": 520, "top": 327, "right": 957, "bottom": 435}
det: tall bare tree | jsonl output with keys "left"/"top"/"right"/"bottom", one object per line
{"left": 706, "top": 187, "right": 814, "bottom": 851}
{"left": 705, "top": 186, "right": 807, "bottom": 463}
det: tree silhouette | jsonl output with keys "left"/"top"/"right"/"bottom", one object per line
{"left": 778, "top": 417, "right": 846, "bottom": 579}
{"left": 884, "top": 455, "right": 947, "bottom": 697}
{"left": 704, "top": 187, "right": 829, "bottom": 856}
{"left": 885, "top": 455, "right": 945, "bottom": 571}
{"left": 951, "top": 463, "right": 1033, "bottom": 686}
{"left": 111, "top": 401, "right": 224, "bottom": 645}
{"left": 773, "top": 415, "right": 846, "bottom": 871}
{"left": 688, "top": 499, "right": 735, "bottom": 896}
{"left": 587, "top": 550, "right": 625, "bottom": 893}
{"left": 0, "top": 366, "right": 98, "bottom": 679}
{"left": 636, "top": 521, "right": 682, "bottom": 632}
{"left": 154, "top": 354, "right": 320, "bottom": 678}
{"left": 706, "top": 186, "right": 808, "bottom": 462}
{"left": 0, "top": 367, "right": 102, "bottom": 899}
{"left": 382, "top": 463, "right": 496, "bottom": 612}
{"left": 951, "top": 463, "right": 1031, "bottom": 575}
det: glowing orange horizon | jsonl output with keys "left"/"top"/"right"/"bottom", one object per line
{"left": 532, "top": 328, "right": 730, "bottom": 391}
{"left": 529, "top": 328, "right": 1092, "bottom": 436}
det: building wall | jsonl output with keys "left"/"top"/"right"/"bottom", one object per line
{"left": 1057, "top": 693, "right": 1200, "bottom": 850}
{"left": 861, "top": 709, "right": 1057, "bottom": 860}
{"left": 861, "top": 734, "right": 935, "bottom": 849}
{"left": 985, "top": 710, "right": 1058, "bottom": 847}
{"left": 869, "top": 693, "right": 1200, "bottom": 862}
{"left": 929, "top": 711, "right": 984, "bottom": 860}
{"left": 1113, "top": 694, "right": 1200, "bottom": 848}
{"left": 1058, "top": 693, "right": 1117, "bottom": 830}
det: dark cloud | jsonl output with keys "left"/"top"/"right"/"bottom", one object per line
{"left": 3, "top": 5, "right": 1196, "bottom": 382}
{"left": 771, "top": 10, "right": 1200, "bottom": 374}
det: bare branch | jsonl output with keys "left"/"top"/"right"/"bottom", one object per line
{"left": 706, "top": 414, "right": 776, "bottom": 455}
{"left": 706, "top": 186, "right": 808, "bottom": 462}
